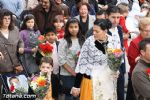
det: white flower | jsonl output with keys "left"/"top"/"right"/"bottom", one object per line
{"left": 30, "top": 81, "right": 37, "bottom": 90}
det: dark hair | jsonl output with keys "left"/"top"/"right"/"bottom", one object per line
{"left": 0, "top": 9, "right": 14, "bottom": 30}
{"left": 94, "top": 19, "right": 112, "bottom": 30}
{"left": 44, "top": 27, "right": 57, "bottom": 35}
{"left": 40, "top": 57, "right": 53, "bottom": 67}
{"left": 64, "top": 18, "right": 85, "bottom": 48}
{"left": 139, "top": 38, "right": 150, "bottom": 51}
{"left": 96, "top": 10, "right": 106, "bottom": 16}
{"left": 9, "top": 76, "right": 19, "bottom": 83}
{"left": 20, "top": 14, "right": 38, "bottom": 31}
{"left": 77, "top": 1, "right": 90, "bottom": 12}
{"left": 106, "top": 5, "right": 120, "bottom": 16}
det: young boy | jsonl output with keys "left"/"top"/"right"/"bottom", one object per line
{"left": 44, "top": 28, "right": 60, "bottom": 100}
{"left": 38, "top": 57, "right": 54, "bottom": 100}
{"left": 117, "top": 2, "right": 130, "bottom": 53}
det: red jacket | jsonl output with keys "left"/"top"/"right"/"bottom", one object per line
{"left": 119, "top": 16, "right": 128, "bottom": 33}
{"left": 127, "top": 34, "right": 143, "bottom": 75}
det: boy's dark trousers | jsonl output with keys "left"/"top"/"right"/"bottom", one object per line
{"left": 126, "top": 74, "right": 136, "bottom": 100}
{"left": 117, "top": 63, "right": 125, "bottom": 100}
{"left": 51, "top": 74, "right": 61, "bottom": 100}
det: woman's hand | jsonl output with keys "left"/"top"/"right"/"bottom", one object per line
{"left": 111, "top": 71, "right": 120, "bottom": 79}
{"left": 0, "top": 52, "right": 4, "bottom": 60}
{"left": 32, "top": 47, "right": 38, "bottom": 53}
{"left": 18, "top": 48, "right": 24, "bottom": 54}
{"left": 70, "top": 87, "right": 80, "bottom": 97}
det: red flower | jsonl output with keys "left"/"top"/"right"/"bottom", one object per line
{"left": 57, "top": 33, "right": 64, "bottom": 39}
{"left": 77, "top": 51, "right": 80, "bottom": 57}
{"left": 39, "top": 43, "right": 53, "bottom": 56}
{"left": 38, "top": 35, "right": 45, "bottom": 43}
{"left": 10, "top": 85, "right": 15, "bottom": 92}
{"left": 146, "top": 68, "right": 150, "bottom": 75}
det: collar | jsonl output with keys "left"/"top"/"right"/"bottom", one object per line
{"left": 139, "top": 58, "right": 150, "bottom": 68}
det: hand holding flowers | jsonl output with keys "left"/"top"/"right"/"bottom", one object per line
{"left": 107, "top": 48, "right": 123, "bottom": 72}
{"left": 38, "top": 35, "right": 53, "bottom": 57}
{"left": 29, "top": 75, "right": 50, "bottom": 99}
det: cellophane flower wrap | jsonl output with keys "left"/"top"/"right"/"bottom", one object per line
{"left": 107, "top": 48, "right": 123, "bottom": 72}
{"left": 38, "top": 35, "right": 53, "bottom": 57}
{"left": 29, "top": 75, "right": 50, "bottom": 99}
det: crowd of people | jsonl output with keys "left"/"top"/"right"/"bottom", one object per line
{"left": 0, "top": 0, "right": 150, "bottom": 100}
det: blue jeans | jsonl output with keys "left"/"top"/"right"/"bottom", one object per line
{"left": 60, "top": 75, "right": 77, "bottom": 100}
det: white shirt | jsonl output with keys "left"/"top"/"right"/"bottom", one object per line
{"left": 109, "top": 27, "right": 121, "bottom": 49}
{"left": 52, "top": 42, "right": 59, "bottom": 74}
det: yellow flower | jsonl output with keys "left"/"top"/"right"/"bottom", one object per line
{"left": 107, "top": 48, "right": 113, "bottom": 53}
{"left": 37, "top": 76, "right": 46, "bottom": 87}
{"left": 113, "top": 49, "right": 122, "bottom": 53}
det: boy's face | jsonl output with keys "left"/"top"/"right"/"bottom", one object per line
{"left": 45, "top": 32, "right": 57, "bottom": 43}
{"left": 10, "top": 78, "right": 19, "bottom": 85}
{"left": 107, "top": 12, "right": 120, "bottom": 28}
{"left": 40, "top": 62, "right": 53, "bottom": 74}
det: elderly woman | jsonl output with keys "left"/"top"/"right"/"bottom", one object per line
{"left": 0, "top": 9, "right": 24, "bottom": 74}
{"left": 71, "top": 19, "right": 119, "bottom": 100}
{"left": 74, "top": 2, "right": 96, "bottom": 37}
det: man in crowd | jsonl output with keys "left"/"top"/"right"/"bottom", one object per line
{"left": 32, "top": 0, "right": 62, "bottom": 34}
{"left": 132, "top": 38, "right": 150, "bottom": 100}
{"left": 127, "top": 17, "right": 150, "bottom": 100}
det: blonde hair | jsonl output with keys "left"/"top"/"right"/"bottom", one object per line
{"left": 117, "top": 3, "right": 129, "bottom": 14}
{"left": 139, "top": 17, "right": 150, "bottom": 30}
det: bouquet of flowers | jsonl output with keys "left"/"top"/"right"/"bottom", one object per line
{"left": 70, "top": 50, "right": 80, "bottom": 65}
{"left": 107, "top": 48, "right": 123, "bottom": 72}
{"left": 29, "top": 75, "right": 50, "bottom": 99}
{"left": 38, "top": 35, "right": 53, "bottom": 57}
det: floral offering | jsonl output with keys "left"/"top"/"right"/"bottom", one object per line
{"left": 38, "top": 35, "right": 53, "bottom": 57}
{"left": 107, "top": 48, "right": 123, "bottom": 72}
{"left": 29, "top": 75, "right": 50, "bottom": 99}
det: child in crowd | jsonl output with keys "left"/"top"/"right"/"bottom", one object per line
{"left": 117, "top": 3, "right": 130, "bottom": 53}
{"left": 20, "top": 14, "right": 40, "bottom": 76}
{"left": 58, "top": 18, "right": 85, "bottom": 100}
{"left": 52, "top": 15, "right": 65, "bottom": 41}
{"left": 30, "top": 57, "right": 54, "bottom": 100}
{"left": 39, "top": 57, "right": 54, "bottom": 100}
{"left": 44, "top": 28, "right": 59, "bottom": 76}
{"left": 44, "top": 28, "right": 60, "bottom": 99}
